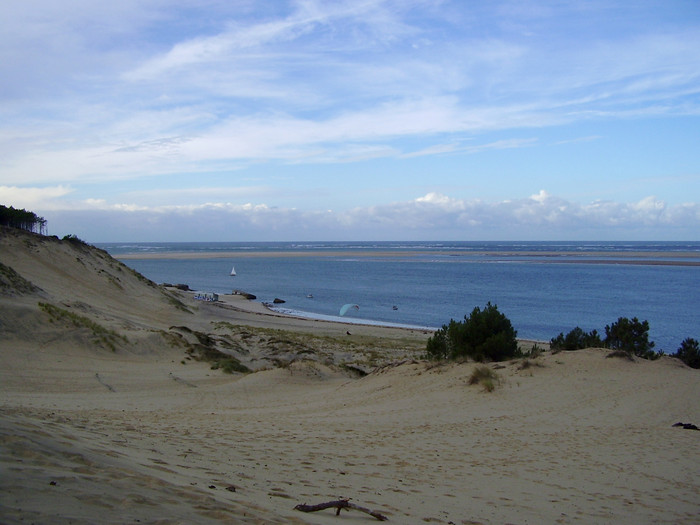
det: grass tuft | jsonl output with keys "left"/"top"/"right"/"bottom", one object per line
{"left": 468, "top": 365, "right": 500, "bottom": 392}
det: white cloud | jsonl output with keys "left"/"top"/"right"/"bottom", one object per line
{"left": 403, "top": 137, "right": 537, "bottom": 158}
{"left": 39, "top": 191, "right": 700, "bottom": 242}
{"left": 0, "top": 98, "right": 551, "bottom": 185}
{"left": 0, "top": 185, "right": 74, "bottom": 209}
{"left": 125, "top": 0, "right": 425, "bottom": 80}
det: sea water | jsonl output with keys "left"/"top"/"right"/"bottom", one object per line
{"left": 99, "top": 241, "right": 700, "bottom": 352}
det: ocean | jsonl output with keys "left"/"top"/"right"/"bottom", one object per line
{"left": 99, "top": 241, "right": 700, "bottom": 352}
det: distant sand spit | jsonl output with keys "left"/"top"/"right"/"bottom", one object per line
{"left": 2, "top": 227, "right": 699, "bottom": 524}
{"left": 117, "top": 249, "right": 700, "bottom": 266}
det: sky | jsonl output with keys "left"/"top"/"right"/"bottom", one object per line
{"left": 1, "top": 0, "right": 699, "bottom": 242}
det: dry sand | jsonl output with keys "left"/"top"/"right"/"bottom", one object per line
{"left": 1, "top": 227, "right": 699, "bottom": 524}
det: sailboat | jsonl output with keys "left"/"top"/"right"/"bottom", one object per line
{"left": 230, "top": 266, "right": 236, "bottom": 276}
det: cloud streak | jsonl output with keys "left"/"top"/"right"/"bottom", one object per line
{"left": 2, "top": 2, "right": 698, "bottom": 180}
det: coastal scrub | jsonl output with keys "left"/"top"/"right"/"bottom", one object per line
{"left": 425, "top": 302, "right": 518, "bottom": 362}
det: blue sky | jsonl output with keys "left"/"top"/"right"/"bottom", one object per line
{"left": 1, "top": 0, "right": 699, "bottom": 241}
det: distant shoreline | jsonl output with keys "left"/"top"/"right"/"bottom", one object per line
{"left": 116, "top": 249, "right": 700, "bottom": 266}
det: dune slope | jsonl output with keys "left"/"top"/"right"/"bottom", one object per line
{"left": 1, "top": 227, "right": 698, "bottom": 524}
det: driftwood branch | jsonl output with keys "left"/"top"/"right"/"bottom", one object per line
{"left": 95, "top": 373, "right": 115, "bottom": 392}
{"left": 294, "top": 499, "right": 388, "bottom": 521}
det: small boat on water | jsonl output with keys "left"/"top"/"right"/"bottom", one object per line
{"left": 306, "top": 294, "right": 313, "bottom": 298}
{"left": 230, "top": 266, "right": 236, "bottom": 276}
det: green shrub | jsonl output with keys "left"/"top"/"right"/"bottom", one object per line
{"left": 673, "top": 338, "right": 700, "bottom": 369}
{"left": 426, "top": 302, "right": 518, "bottom": 362}
{"left": 604, "top": 317, "right": 656, "bottom": 359}
{"left": 550, "top": 327, "right": 602, "bottom": 351}
{"left": 62, "top": 234, "right": 91, "bottom": 249}
{"left": 425, "top": 326, "right": 449, "bottom": 360}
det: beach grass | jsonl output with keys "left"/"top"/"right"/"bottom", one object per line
{"left": 468, "top": 364, "right": 500, "bottom": 392}
{"left": 38, "top": 301, "right": 127, "bottom": 351}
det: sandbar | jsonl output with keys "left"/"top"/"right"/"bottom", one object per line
{"left": 117, "top": 249, "right": 700, "bottom": 266}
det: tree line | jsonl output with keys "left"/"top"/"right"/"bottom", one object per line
{"left": 425, "top": 302, "right": 699, "bottom": 369}
{"left": 0, "top": 205, "right": 47, "bottom": 234}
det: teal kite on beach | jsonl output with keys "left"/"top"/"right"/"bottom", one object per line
{"left": 339, "top": 303, "right": 359, "bottom": 316}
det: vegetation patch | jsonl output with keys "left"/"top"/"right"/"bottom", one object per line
{"left": 468, "top": 365, "right": 500, "bottom": 392}
{"left": 212, "top": 321, "right": 424, "bottom": 369}
{"left": 38, "top": 301, "right": 127, "bottom": 352}
{"left": 426, "top": 302, "right": 518, "bottom": 362}
{"left": 158, "top": 329, "right": 189, "bottom": 349}
{"left": 341, "top": 363, "right": 369, "bottom": 377}
{"left": 673, "top": 338, "right": 700, "bottom": 369}
{"left": 162, "top": 290, "right": 193, "bottom": 313}
{"left": 606, "top": 349, "right": 636, "bottom": 361}
{"left": 0, "top": 262, "right": 41, "bottom": 296}
{"left": 550, "top": 327, "right": 602, "bottom": 352}
{"left": 549, "top": 317, "right": 680, "bottom": 362}
{"left": 517, "top": 358, "right": 544, "bottom": 371}
{"left": 210, "top": 357, "right": 251, "bottom": 374}
{"left": 1, "top": 205, "right": 46, "bottom": 234}
{"left": 604, "top": 317, "right": 658, "bottom": 359}
{"left": 61, "top": 234, "right": 92, "bottom": 251}
{"left": 169, "top": 325, "right": 251, "bottom": 374}
{"left": 519, "top": 342, "right": 545, "bottom": 358}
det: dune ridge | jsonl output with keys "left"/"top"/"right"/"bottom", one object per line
{"left": 1, "top": 226, "right": 698, "bottom": 524}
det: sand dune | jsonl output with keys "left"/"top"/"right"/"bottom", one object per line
{"left": 1, "top": 227, "right": 699, "bottom": 524}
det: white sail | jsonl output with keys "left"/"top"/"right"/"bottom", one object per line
{"left": 230, "top": 266, "right": 236, "bottom": 276}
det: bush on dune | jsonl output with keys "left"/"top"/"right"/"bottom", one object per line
{"left": 425, "top": 302, "right": 518, "bottom": 362}
{"left": 550, "top": 326, "right": 602, "bottom": 351}
{"left": 552, "top": 317, "right": 669, "bottom": 361}
{"left": 604, "top": 317, "right": 658, "bottom": 360}
{"left": 673, "top": 338, "right": 700, "bottom": 369}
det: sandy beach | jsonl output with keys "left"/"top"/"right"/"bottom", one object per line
{"left": 1, "top": 227, "right": 699, "bottom": 524}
